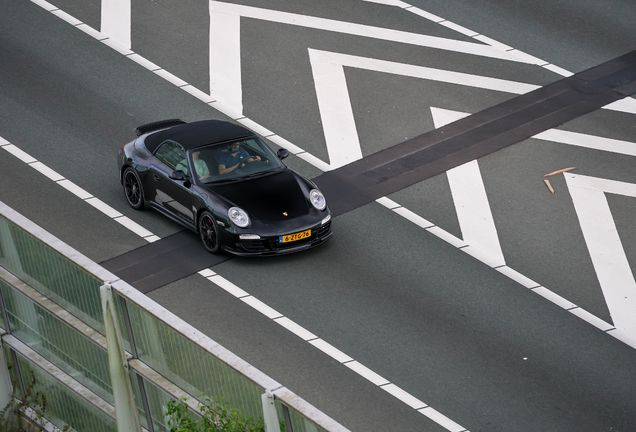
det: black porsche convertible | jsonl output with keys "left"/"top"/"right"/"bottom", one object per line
{"left": 117, "top": 119, "right": 332, "bottom": 255}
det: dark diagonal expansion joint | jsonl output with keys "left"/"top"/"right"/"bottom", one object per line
{"left": 313, "top": 50, "right": 636, "bottom": 217}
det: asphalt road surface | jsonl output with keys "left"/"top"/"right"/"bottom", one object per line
{"left": 1, "top": 1, "right": 636, "bottom": 431}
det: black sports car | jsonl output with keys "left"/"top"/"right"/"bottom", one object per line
{"left": 117, "top": 119, "right": 332, "bottom": 256}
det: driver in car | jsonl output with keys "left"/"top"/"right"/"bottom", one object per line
{"left": 218, "top": 141, "right": 261, "bottom": 174}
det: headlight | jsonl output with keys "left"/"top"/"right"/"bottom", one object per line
{"left": 309, "top": 189, "right": 326, "bottom": 211}
{"left": 228, "top": 207, "right": 250, "bottom": 228}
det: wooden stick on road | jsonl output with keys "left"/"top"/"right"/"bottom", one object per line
{"left": 544, "top": 167, "right": 576, "bottom": 177}
{"left": 544, "top": 179, "right": 555, "bottom": 194}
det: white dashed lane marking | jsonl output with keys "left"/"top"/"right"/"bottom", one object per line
{"left": 0, "top": 139, "right": 159, "bottom": 243}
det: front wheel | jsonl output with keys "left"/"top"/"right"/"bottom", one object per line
{"left": 199, "top": 211, "right": 221, "bottom": 254}
{"left": 123, "top": 167, "right": 144, "bottom": 210}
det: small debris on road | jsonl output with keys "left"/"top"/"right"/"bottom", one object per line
{"left": 544, "top": 179, "right": 555, "bottom": 194}
{"left": 544, "top": 167, "right": 576, "bottom": 177}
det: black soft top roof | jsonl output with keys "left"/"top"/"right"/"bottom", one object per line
{"left": 142, "top": 120, "right": 253, "bottom": 153}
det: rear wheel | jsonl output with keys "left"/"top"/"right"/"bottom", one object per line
{"left": 123, "top": 167, "right": 144, "bottom": 210}
{"left": 199, "top": 211, "right": 220, "bottom": 254}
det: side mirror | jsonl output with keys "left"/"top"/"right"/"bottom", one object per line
{"left": 277, "top": 148, "right": 290, "bottom": 160}
{"left": 170, "top": 170, "right": 188, "bottom": 181}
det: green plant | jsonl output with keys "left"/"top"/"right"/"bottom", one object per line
{"left": 0, "top": 369, "right": 71, "bottom": 432}
{"left": 164, "top": 395, "right": 268, "bottom": 432}
{"left": 0, "top": 369, "right": 49, "bottom": 431}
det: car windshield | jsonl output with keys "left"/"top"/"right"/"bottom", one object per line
{"left": 191, "top": 137, "right": 285, "bottom": 184}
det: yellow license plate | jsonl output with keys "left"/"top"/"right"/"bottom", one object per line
{"left": 280, "top": 229, "right": 311, "bottom": 243}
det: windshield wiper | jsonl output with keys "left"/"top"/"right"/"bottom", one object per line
{"left": 208, "top": 167, "right": 282, "bottom": 184}
{"left": 236, "top": 170, "right": 278, "bottom": 180}
{"left": 207, "top": 178, "right": 239, "bottom": 184}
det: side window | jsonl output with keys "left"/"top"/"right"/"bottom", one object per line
{"left": 154, "top": 141, "right": 186, "bottom": 172}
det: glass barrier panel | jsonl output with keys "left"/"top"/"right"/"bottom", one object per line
{"left": 280, "top": 400, "right": 328, "bottom": 432}
{"left": 13, "top": 350, "right": 117, "bottom": 432}
{"left": 0, "top": 280, "right": 113, "bottom": 404}
{"left": 0, "top": 217, "right": 104, "bottom": 333}
{"left": 0, "top": 280, "right": 7, "bottom": 330}
{"left": 129, "top": 369, "right": 150, "bottom": 430}
{"left": 2, "top": 344, "right": 17, "bottom": 391}
{"left": 124, "top": 298, "right": 264, "bottom": 418}
{"left": 137, "top": 374, "right": 198, "bottom": 432}
{"left": 113, "top": 291, "right": 133, "bottom": 353}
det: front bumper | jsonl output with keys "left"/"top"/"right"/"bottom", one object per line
{"left": 222, "top": 220, "right": 333, "bottom": 256}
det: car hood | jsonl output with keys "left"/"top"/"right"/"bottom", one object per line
{"left": 208, "top": 170, "right": 311, "bottom": 223}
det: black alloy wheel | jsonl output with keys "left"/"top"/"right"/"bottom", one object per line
{"left": 123, "top": 167, "right": 144, "bottom": 210}
{"left": 199, "top": 211, "right": 220, "bottom": 254}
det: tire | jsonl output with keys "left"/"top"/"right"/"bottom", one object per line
{"left": 123, "top": 167, "right": 144, "bottom": 210}
{"left": 199, "top": 211, "right": 221, "bottom": 254}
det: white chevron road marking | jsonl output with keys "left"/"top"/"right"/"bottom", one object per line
{"left": 565, "top": 173, "right": 636, "bottom": 335}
